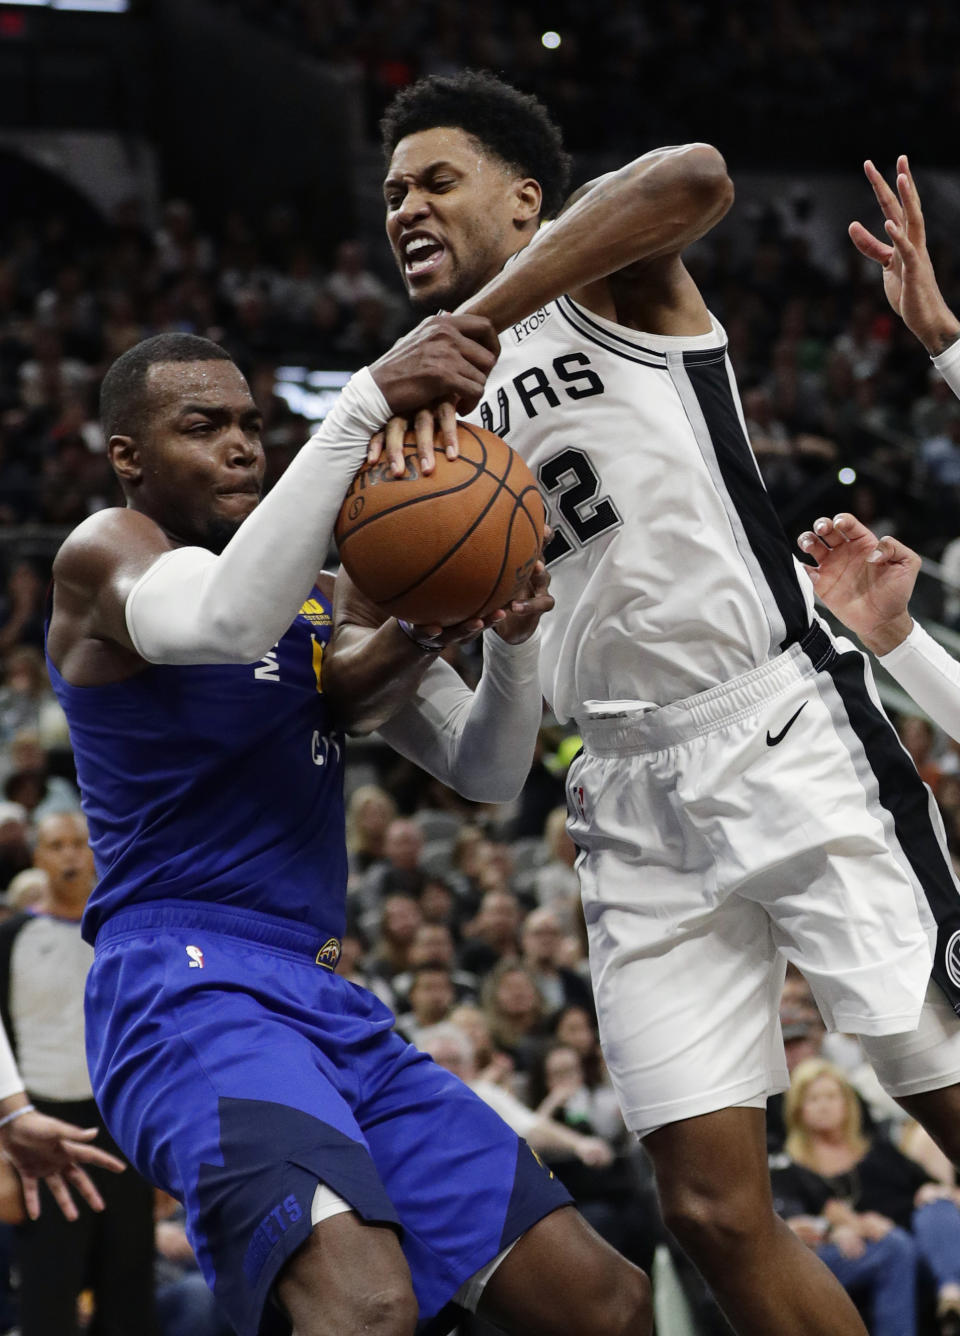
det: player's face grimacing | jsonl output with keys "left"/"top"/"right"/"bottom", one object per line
{"left": 384, "top": 126, "right": 540, "bottom": 312}
{"left": 116, "top": 360, "right": 265, "bottom": 553}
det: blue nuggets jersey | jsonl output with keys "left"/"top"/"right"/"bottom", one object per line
{"left": 48, "top": 587, "right": 347, "bottom": 945}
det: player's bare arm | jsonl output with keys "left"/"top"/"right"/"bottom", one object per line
{"left": 850, "top": 155, "right": 960, "bottom": 356}
{"left": 458, "top": 144, "right": 733, "bottom": 335}
{"left": 49, "top": 508, "right": 177, "bottom": 684}
{"left": 324, "top": 560, "right": 552, "bottom": 736}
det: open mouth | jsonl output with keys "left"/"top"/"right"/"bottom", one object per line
{"left": 402, "top": 234, "right": 446, "bottom": 280}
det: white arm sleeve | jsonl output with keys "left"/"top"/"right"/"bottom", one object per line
{"left": 0, "top": 1023, "right": 24, "bottom": 1103}
{"left": 377, "top": 629, "right": 542, "bottom": 803}
{"left": 932, "top": 337, "right": 960, "bottom": 400}
{"left": 125, "top": 367, "right": 391, "bottom": 665}
{"left": 878, "top": 620, "right": 960, "bottom": 742}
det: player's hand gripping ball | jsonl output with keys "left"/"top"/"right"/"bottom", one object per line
{"left": 335, "top": 423, "right": 546, "bottom": 625}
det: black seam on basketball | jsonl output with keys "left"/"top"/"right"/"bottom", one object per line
{"left": 374, "top": 445, "right": 517, "bottom": 604}
{"left": 337, "top": 446, "right": 488, "bottom": 545}
{"left": 472, "top": 488, "right": 543, "bottom": 616}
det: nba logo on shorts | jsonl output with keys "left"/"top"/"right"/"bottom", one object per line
{"left": 574, "top": 785, "right": 586, "bottom": 820}
{"left": 186, "top": 944, "right": 205, "bottom": 969}
{"left": 946, "top": 931, "right": 960, "bottom": 990}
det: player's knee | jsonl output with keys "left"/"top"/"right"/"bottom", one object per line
{"left": 594, "top": 1261, "right": 652, "bottom": 1336}
{"left": 562, "top": 1253, "right": 651, "bottom": 1336}
{"left": 293, "top": 1283, "right": 417, "bottom": 1336}
{"left": 660, "top": 1183, "right": 772, "bottom": 1265}
{"left": 355, "top": 1283, "right": 419, "bottom": 1336}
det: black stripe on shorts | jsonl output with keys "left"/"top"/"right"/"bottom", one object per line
{"left": 805, "top": 622, "right": 960, "bottom": 1016}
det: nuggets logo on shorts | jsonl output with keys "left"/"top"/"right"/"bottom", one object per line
{"left": 315, "top": 938, "right": 342, "bottom": 970}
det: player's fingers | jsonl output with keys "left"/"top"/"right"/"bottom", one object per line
{"left": 797, "top": 530, "right": 820, "bottom": 555}
{"left": 436, "top": 400, "right": 459, "bottom": 458}
{"left": 810, "top": 516, "right": 838, "bottom": 549}
{"left": 64, "top": 1165, "right": 105, "bottom": 1214}
{"left": 897, "top": 157, "right": 926, "bottom": 244}
{"left": 414, "top": 408, "right": 436, "bottom": 474}
{"left": 46, "top": 1173, "right": 78, "bottom": 1222}
{"left": 60, "top": 1140, "right": 126, "bottom": 1174}
{"left": 864, "top": 159, "right": 904, "bottom": 225}
{"left": 866, "top": 535, "right": 918, "bottom": 568}
{"left": 848, "top": 221, "right": 894, "bottom": 267}
{"left": 451, "top": 328, "right": 498, "bottom": 377}
{"left": 21, "top": 1175, "right": 39, "bottom": 1221}
{"left": 885, "top": 219, "right": 918, "bottom": 266}
{"left": 830, "top": 512, "right": 882, "bottom": 546}
{"left": 447, "top": 314, "right": 501, "bottom": 361}
{"left": 384, "top": 417, "right": 408, "bottom": 476}
{"left": 367, "top": 430, "right": 384, "bottom": 465}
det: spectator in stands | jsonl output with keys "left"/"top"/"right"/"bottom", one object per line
{"left": 521, "top": 907, "right": 594, "bottom": 1015}
{"left": 366, "top": 892, "right": 423, "bottom": 990}
{"left": 459, "top": 888, "right": 521, "bottom": 976}
{"left": 391, "top": 922, "right": 477, "bottom": 1007}
{"left": 352, "top": 817, "right": 427, "bottom": 937}
{"left": 773, "top": 1058, "right": 960, "bottom": 1336}
{"left": 0, "top": 562, "right": 46, "bottom": 657}
{"left": 898, "top": 714, "right": 943, "bottom": 791}
{"left": 4, "top": 867, "right": 47, "bottom": 913}
{"left": 530, "top": 806, "right": 580, "bottom": 921}
{"left": 3, "top": 730, "right": 79, "bottom": 825}
{"left": 480, "top": 960, "right": 546, "bottom": 1082}
{"left": 345, "top": 783, "right": 398, "bottom": 877}
{"left": 418, "top": 1022, "right": 614, "bottom": 1171}
{"left": 325, "top": 239, "right": 392, "bottom": 314}
{"left": 0, "top": 804, "right": 30, "bottom": 892}
{"left": 394, "top": 963, "right": 457, "bottom": 1046}
{"left": 0, "top": 812, "right": 156, "bottom": 1335}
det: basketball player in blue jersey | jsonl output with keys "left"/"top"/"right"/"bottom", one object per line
{"left": 376, "top": 73, "right": 960, "bottom": 1336}
{"left": 46, "top": 318, "right": 653, "bottom": 1336}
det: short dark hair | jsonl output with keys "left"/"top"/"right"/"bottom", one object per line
{"left": 100, "top": 333, "right": 234, "bottom": 440}
{"left": 380, "top": 70, "right": 571, "bottom": 219}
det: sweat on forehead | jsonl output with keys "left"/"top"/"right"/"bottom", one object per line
{"left": 144, "top": 359, "right": 250, "bottom": 412}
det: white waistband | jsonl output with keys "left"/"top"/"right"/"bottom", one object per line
{"left": 575, "top": 637, "right": 828, "bottom": 756}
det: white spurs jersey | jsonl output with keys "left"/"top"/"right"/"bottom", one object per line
{"left": 466, "top": 297, "right": 815, "bottom": 723}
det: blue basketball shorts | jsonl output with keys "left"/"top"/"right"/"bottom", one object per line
{"left": 85, "top": 902, "right": 570, "bottom": 1336}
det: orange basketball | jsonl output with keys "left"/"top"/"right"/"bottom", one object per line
{"left": 334, "top": 422, "right": 545, "bottom": 625}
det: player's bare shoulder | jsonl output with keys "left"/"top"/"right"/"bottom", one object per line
{"left": 49, "top": 508, "right": 175, "bottom": 684}
{"left": 565, "top": 143, "right": 732, "bottom": 335}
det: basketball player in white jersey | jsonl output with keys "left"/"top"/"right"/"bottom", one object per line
{"left": 798, "top": 155, "right": 960, "bottom": 740}
{"left": 371, "top": 74, "right": 960, "bottom": 1334}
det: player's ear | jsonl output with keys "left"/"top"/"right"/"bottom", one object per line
{"left": 513, "top": 178, "right": 542, "bottom": 227}
{"left": 109, "top": 435, "right": 143, "bottom": 487}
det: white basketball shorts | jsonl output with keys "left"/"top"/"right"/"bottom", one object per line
{"left": 568, "top": 621, "right": 960, "bottom": 1137}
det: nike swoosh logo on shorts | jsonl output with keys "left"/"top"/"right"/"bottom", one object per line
{"left": 766, "top": 701, "right": 807, "bottom": 747}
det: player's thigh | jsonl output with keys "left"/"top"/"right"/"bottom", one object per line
{"left": 277, "top": 1212, "right": 417, "bottom": 1336}
{"left": 579, "top": 839, "right": 787, "bottom": 1136}
{"left": 478, "top": 1205, "right": 651, "bottom": 1336}
{"left": 358, "top": 1042, "right": 570, "bottom": 1321}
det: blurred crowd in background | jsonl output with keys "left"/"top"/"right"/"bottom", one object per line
{"left": 5, "top": 1, "right": 960, "bottom": 1326}
{"left": 209, "top": 0, "right": 960, "bottom": 164}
